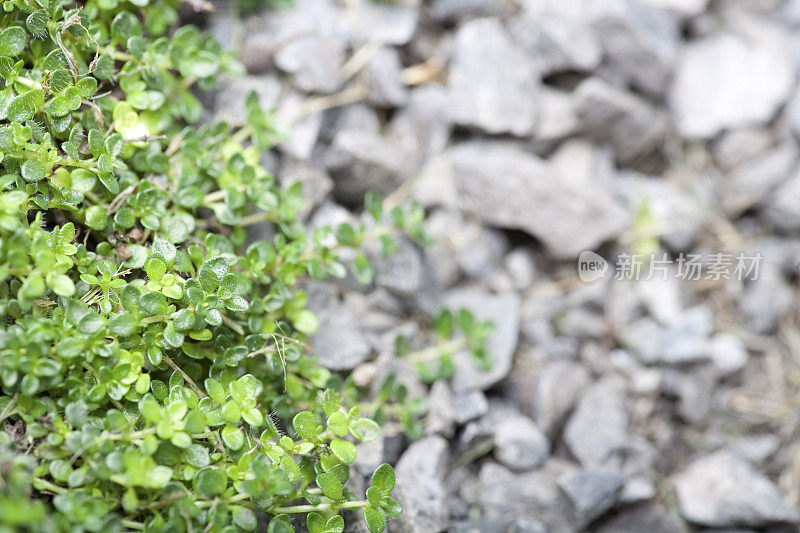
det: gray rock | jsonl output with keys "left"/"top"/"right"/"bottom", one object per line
{"left": 387, "top": 85, "right": 451, "bottom": 177}
{"left": 534, "top": 361, "right": 591, "bottom": 437}
{"left": 451, "top": 389, "right": 489, "bottom": 425}
{"left": 508, "top": 1, "right": 602, "bottom": 75}
{"left": 558, "top": 468, "right": 625, "bottom": 528}
{"left": 589, "top": 0, "right": 679, "bottom": 96}
{"left": 661, "top": 365, "right": 717, "bottom": 423}
{"left": 504, "top": 248, "right": 536, "bottom": 291}
{"left": 596, "top": 504, "right": 689, "bottom": 533}
{"left": 643, "top": 0, "right": 709, "bottom": 16}
{"left": 765, "top": 166, "right": 800, "bottom": 232}
{"left": 411, "top": 155, "right": 459, "bottom": 210}
{"left": 675, "top": 451, "right": 799, "bottom": 528}
{"left": 306, "top": 283, "right": 371, "bottom": 370}
{"left": 208, "top": 8, "right": 237, "bottom": 51}
{"left": 428, "top": 0, "right": 504, "bottom": 23}
{"left": 274, "top": 35, "right": 346, "bottom": 94}
{"left": 739, "top": 263, "right": 793, "bottom": 333}
{"left": 353, "top": 433, "right": 405, "bottom": 477}
{"left": 786, "top": 86, "right": 800, "bottom": 139}
{"left": 275, "top": 92, "right": 323, "bottom": 160}
{"left": 442, "top": 286, "right": 521, "bottom": 392}
{"left": 616, "top": 172, "right": 705, "bottom": 251}
{"left": 278, "top": 157, "right": 333, "bottom": 219}
{"left": 326, "top": 130, "right": 404, "bottom": 202}
{"left": 620, "top": 475, "right": 657, "bottom": 504}
{"left": 670, "top": 33, "right": 794, "bottom": 138}
{"left": 494, "top": 412, "right": 550, "bottom": 471}
{"left": 716, "top": 141, "right": 798, "bottom": 216}
{"left": 425, "top": 380, "right": 455, "bottom": 437}
{"left": 456, "top": 227, "right": 509, "bottom": 281}
{"left": 420, "top": 209, "right": 466, "bottom": 287}
{"left": 712, "top": 127, "right": 774, "bottom": 171}
{"left": 732, "top": 434, "right": 781, "bottom": 466}
{"left": 619, "top": 306, "right": 713, "bottom": 365}
{"left": 450, "top": 141, "right": 629, "bottom": 259}
{"left": 564, "top": 380, "right": 629, "bottom": 468}
{"left": 346, "top": 3, "right": 418, "bottom": 46}
{"left": 511, "top": 518, "right": 547, "bottom": 533}
{"left": 573, "top": 78, "right": 668, "bottom": 165}
{"left": 532, "top": 87, "right": 579, "bottom": 142}
{"left": 395, "top": 436, "right": 449, "bottom": 533}
{"left": 327, "top": 103, "right": 381, "bottom": 137}
{"left": 708, "top": 333, "right": 748, "bottom": 376}
{"left": 635, "top": 275, "right": 683, "bottom": 325}
{"left": 478, "top": 460, "right": 574, "bottom": 532}
{"left": 448, "top": 18, "right": 539, "bottom": 136}
{"left": 213, "top": 76, "right": 281, "bottom": 125}
{"left": 240, "top": 29, "right": 276, "bottom": 74}
{"left": 371, "top": 235, "right": 424, "bottom": 296}
{"left": 365, "top": 47, "right": 408, "bottom": 108}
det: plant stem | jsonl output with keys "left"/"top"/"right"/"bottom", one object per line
{"left": 163, "top": 355, "right": 207, "bottom": 398}
{"left": 238, "top": 211, "right": 279, "bottom": 227}
{"left": 121, "top": 519, "right": 144, "bottom": 530}
{"left": 270, "top": 500, "right": 370, "bottom": 514}
{"left": 403, "top": 338, "right": 467, "bottom": 364}
{"left": 32, "top": 478, "right": 67, "bottom": 494}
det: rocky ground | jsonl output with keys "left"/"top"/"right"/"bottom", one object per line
{"left": 205, "top": 0, "right": 800, "bottom": 531}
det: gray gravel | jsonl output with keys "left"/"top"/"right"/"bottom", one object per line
{"left": 212, "top": 0, "right": 800, "bottom": 530}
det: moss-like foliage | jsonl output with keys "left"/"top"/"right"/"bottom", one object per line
{"left": 0, "top": 1, "right": 436, "bottom": 531}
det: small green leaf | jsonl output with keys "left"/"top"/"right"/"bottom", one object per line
{"left": 173, "top": 308, "right": 195, "bottom": 331}
{"left": 221, "top": 424, "right": 244, "bottom": 450}
{"left": 334, "top": 223, "right": 356, "bottom": 246}
{"left": 292, "top": 310, "right": 319, "bottom": 334}
{"left": 324, "top": 515, "right": 345, "bottom": 533}
{"left": 366, "top": 486, "right": 382, "bottom": 507}
{"left": 292, "top": 411, "right": 318, "bottom": 441}
{"left": 0, "top": 27, "right": 26, "bottom": 56}
{"left": 145, "top": 252, "right": 167, "bottom": 281}
{"left": 204, "top": 378, "right": 226, "bottom": 403}
{"left": 266, "top": 515, "right": 294, "bottom": 533}
{"left": 46, "top": 273, "right": 75, "bottom": 297}
{"left": 350, "top": 418, "right": 381, "bottom": 442}
{"left": 21, "top": 159, "right": 46, "bottom": 182}
{"left": 198, "top": 256, "right": 228, "bottom": 292}
{"left": 306, "top": 512, "right": 325, "bottom": 533}
{"left": 8, "top": 89, "right": 43, "bottom": 122}
{"left": 329, "top": 439, "right": 357, "bottom": 464}
{"left": 370, "top": 464, "right": 395, "bottom": 496}
{"left": 225, "top": 294, "right": 249, "bottom": 312}
{"left": 365, "top": 191, "right": 383, "bottom": 221}
{"left": 327, "top": 412, "right": 348, "bottom": 436}
{"left": 163, "top": 323, "right": 184, "bottom": 348}
{"left": 364, "top": 508, "right": 387, "bottom": 533}
{"left": 85, "top": 205, "right": 107, "bottom": 231}
{"left": 382, "top": 497, "right": 402, "bottom": 518}
{"left": 232, "top": 507, "right": 257, "bottom": 531}
{"left": 316, "top": 471, "right": 343, "bottom": 500}
{"left": 378, "top": 235, "right": 398, "bottom": 257}
{"left": 353, "top": 252, "right": 374, "bottom": 285}
{"left": 109, "top": 312, "right": 137, "bottom": 336}
{"left": 193, "top": 468, "right": 226, "bottom": 497}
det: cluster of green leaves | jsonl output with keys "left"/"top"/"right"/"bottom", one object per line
{"left": 397, "top": 309, "right": 493, "bottom": 383}
{"left": 0, "top": 1, "right": 433, "bottom": 531}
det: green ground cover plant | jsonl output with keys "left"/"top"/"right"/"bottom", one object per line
{"left": 0, "top": 1, "right": 492, "bottom": 531}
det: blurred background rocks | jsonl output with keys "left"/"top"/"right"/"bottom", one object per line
{"left": 207, "top": 0, "right": 800, "bottom": 530}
